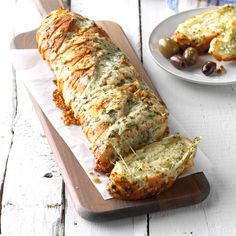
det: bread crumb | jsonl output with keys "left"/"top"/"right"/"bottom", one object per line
{"left": 216, "top": 65, "right": 226, "bottom": 74}
{"left": 93, "top": 177, "right": 101, "bottom": 183}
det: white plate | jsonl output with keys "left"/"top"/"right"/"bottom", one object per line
{"left": 148, "top": 7, "right": 236, "bottom": 85}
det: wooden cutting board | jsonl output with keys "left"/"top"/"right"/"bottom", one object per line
{"left": 13, "top": 20, "right": 210, "bottom": 221}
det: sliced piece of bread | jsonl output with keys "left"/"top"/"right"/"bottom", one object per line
{"left": 174, "top": 5, "right": 236, "bottom": 53}
{"left": 209, "top": 18, "right": 236, "bottom": 61}
{"left": 107, "top": 134, "right": 199, "bottom": 200}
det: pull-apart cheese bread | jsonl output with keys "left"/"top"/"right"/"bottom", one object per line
{"left": 107, "top": 135, "right": 199, "bottom": 200}
{"left": 174, "top": 5, "right": 236, "bottom": 54}
{"left": 36, "top": 9, "right": 168, "bottom": 173}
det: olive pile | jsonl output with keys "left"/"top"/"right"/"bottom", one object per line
{"left": 158, "top": 36, "right": 198, "bottom": 70}
{"left": 158, "top": 36, "right": 225, "bottom": 76}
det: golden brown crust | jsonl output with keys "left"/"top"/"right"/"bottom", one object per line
{"left": 53, "top": 89, "right": 80, "bottom": 125}
{"left": 210, "top": 51, "right": 236, "bottom": 61}
{"left": 107, "top": 158, "right": 193, "bottom": 200}
{"left": 174, "top": 32, "right": 214, "bottom": 53}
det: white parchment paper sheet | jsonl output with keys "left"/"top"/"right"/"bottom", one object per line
{"left": 12, "top": 49, "right": 212, "bottom": 200}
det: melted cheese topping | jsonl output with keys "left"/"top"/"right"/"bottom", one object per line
{"left": 37, "top": 9, "right": 169, "bottom": 168}
{"left": 209, "top": 17, "right": 236, "bottom": 56}
{"left": 113, "top": 135, "right": 199, "bottom": 179}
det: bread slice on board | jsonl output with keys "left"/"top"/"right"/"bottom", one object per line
{"left": 107, "top": 134, "right": 200, "bottom": 200}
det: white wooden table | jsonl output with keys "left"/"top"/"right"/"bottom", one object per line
{"left": 1, "top": 0, "right": 236, "bottom": 235}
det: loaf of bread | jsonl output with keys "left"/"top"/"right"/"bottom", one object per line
{"left": 107, "top": 135, "right": 199, "bottom": 200}
{"left": 174, "top": 5, "right": 236, "bottom": 55}
{"left": 36, "top": 9, "right": 169, "bottom": 173}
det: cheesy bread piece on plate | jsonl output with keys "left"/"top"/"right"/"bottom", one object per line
{"left": 174, "top": 5, "right": 236, "bottom": 53}
{"left": 107, "top": 135, "right": 199, "bottom": 200}
{"left": 209, "top": 18, "right": 236, "bottom": 61}
{"left": 36, "top": 9, "right": 168, "bottom": 173}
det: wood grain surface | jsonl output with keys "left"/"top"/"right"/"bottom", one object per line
{"left": 12, "top": 19, "right": 209, "bottom": 221}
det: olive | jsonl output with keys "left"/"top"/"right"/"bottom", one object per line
{"left": 183, "top": 47, "right": 199, "bottom": 66}
{"left": 158, "top": 36, "right": 180, "bottom": 58}
{"left": 170, "top": 55, "right": 187, "bottom": 70}
{"left": 202, "top": 61, "right": 216, "bottom": 76}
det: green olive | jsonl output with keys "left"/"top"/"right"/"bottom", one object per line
{"left": 158, "top": 36, "right": 180, "bottom": 58}
{"left": 183, "top": 47, "right": 199, "bottom": 66}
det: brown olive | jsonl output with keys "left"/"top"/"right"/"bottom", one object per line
{"left": 183, "top": 47, "right": 199, "bottom": 66}
{"left": 170, "top": 55, "right": 187, "bottom": 70}
{"left": 202, "top": 61, "right": 216, "bottom": 76}
{"left": 158, "top": 36, "right": 180, "bottom": 58}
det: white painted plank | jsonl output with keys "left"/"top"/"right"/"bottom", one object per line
{"left": 0, "top": 54, "right": 15, "bottom": 192}
{"left": 0, "top": 0, "right": 18, "bottom": 205}
{"left": 1, "top": 1, "right": 65, "bottom": 235}
{"left": 65, "top": 191, "right": 146, "bottom": 236}
{"left": 141, "top": 0, "right": 236, "bottom": 235}
{"left": 1, "top": 75, "right": 64, "bottom": 236}
{"left": 0, "top": 66, "right": 15, "bottom": 191}
{"left": 64, "top": 1, "right": 147, "bottom": 235}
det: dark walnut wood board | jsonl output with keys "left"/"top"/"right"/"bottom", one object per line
{"left": 13, "top": 20, "right": 210, "bottom": 221}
